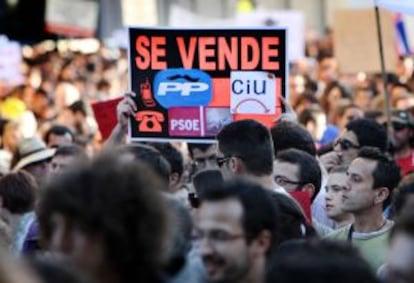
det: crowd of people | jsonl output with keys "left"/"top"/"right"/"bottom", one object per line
{"left": 0, "top": 28, "right": 413, "bottom": 283}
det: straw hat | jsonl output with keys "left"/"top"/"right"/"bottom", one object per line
{"left": 13, "top": 137, "right": 56, "bottom": 171}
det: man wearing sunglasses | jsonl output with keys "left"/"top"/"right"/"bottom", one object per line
{"left": 320, "top": 118, "right": 388, "bottom": 173}
{"left": 386, "top": 110, "right": 414, "bottom": 176}
{"left": 216, "top": 120, "right": 288, "bottom": 195}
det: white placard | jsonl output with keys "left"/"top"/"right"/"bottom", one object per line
{"left": 46, "top": 0, "right": 98, "bottom": 37}
{"left": 235, "top": 10, "right": 305, "bottom": 61}
{"left": 0, "top": 36, "right": 23, "bottom": 85}
{"left": 230, "top": 71, "right": 276, "bottom": 115}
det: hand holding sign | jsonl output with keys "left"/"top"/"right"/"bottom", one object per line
{"left": 117, "top": 92, "right": 137, "bottom": 131}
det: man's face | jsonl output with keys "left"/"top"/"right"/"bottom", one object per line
{"left": 333, "top": 130, "right": 360, "bottom": 167}
{"left": 50, "top": 155, "right": 76, "bottom": 175}
{"left": 342, "top": 158, "right": 377, "bottom": 213}
{"left": 24, "top": 160, "right": 51, "bottom": 186}
{"left": 197, "top": 199, "right": 253, "bottom": 283}
{"left": 273, "top": 161, "right": 302, "bottom": 193}
{"left": 192, "top": 145, "right": 218, "bottom": 173}
{"left": 384, "top": 233, "right": 414, "bottom": 283}
{"left": 48, "top": 133, "right": 73, "bottom": 148}
{"left": 391, "top": 122, "right": 412, "bottom": 150}
{"left": 325, "top": 172, "right": 348, "bottom": 220}
{"left": 318, "top": 57, "right": 338, "bottom": 84}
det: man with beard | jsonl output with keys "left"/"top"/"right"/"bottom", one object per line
{"left": 386, "top": 110, "right": 414, "bottom": 176}
{"left": 195, "top": 179, "right": 279, "bottom": 283}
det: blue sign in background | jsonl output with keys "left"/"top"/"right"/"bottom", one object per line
{"left": 154, "top": 68, "right": 212, "bottom": 109}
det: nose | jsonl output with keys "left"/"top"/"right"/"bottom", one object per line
{"left": 198, "top": 236, "right": 215, "bottom": 258}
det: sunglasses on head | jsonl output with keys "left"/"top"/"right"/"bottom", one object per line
{"left": 335, "top": 138, "right": 360, "bottom": 151}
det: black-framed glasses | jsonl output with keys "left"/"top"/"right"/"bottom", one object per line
{"left": 274, "top": 176, "right": 306, "bottom": 187}
{"left": 216, "top": 156, "right": 232, "bottom": 167}
{"left": 193, "top": 154, "right": 218, "bottom": 169}
{"left": 334, "top": 138, "right": 360, "bottom": 151}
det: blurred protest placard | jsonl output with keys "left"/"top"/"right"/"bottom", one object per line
{"left": 235, "top": 10, "right": 305, "bottom": 61}
{"left": 45, "top": 0, "right": 98, "bottom": 37}
{"left": 0, "top": 36, "right": 23, "bottom": 86}
{"left": 333, "top": 9, "right": 396, "bottom": 73}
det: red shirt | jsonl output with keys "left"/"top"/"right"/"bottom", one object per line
{"left": 397, "top": 150, "right": 414, "bottom": 176}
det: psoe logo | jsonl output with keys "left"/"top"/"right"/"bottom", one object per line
{"left": 154, "top": 68, "right": 212, "bottom": 109}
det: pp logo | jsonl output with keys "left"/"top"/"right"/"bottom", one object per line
{"left": 154, "top": 69, "right": 212, "bottom": 109}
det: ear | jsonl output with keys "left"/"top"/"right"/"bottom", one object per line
{"left": 229, "top": 157, "right": 245, "bottom": 174}
{"left": 169, "top": 172, "right": 181, "bottom": 188}
{"left": 301, "top": 183, "right": 316, "bottom": 199}
{"left": 251, "top": 230, "right": 272, "bottom": 256}
{"left": 374, "top": 187, "right": 389, "bottom": 205}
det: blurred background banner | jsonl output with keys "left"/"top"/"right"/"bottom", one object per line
{"left": 376, "top": 0, "right": 414, "bottom": 14}
{"left": 45, "top": 0, "right": 99, "bottom": 37}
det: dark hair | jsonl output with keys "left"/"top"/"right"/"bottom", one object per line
{"left": 320, "top": 81, "right": 350, "bottom": 113}
{"left": 151, "top": 143, "right": 184, "bottom": 177}
{"left": 28, "top": 256, "right": 89, "bottom": 283}
{"left": 293, "top": 93, "right": 319, "bottom": 110}
{"left": 390, "top": 211, "right": 414, "bottom": 240}
{"left": 200, "top": 179, "right": 280, "bottom": 254}
{"left": 298, "top": 106, "right": 325, "bottom": 127}
{"left": 357, "top": 147, "right": 401, "bottom": 206}
{"left": 193, "top": 169, "right": 224, "bottom": 197}
{"left": 392, "top": 183, "right": 414, "bottom": 216}
{"left": 217, "top": 120, "right": 274, "bottom": 176}
{"left": 346, "top": 119, "right": 387, "bottom": 151}
{"left": 275, "top": 149, "right": 321, "bottom": 202}
{"left": 267, "top": 240, "right": 379, "bottom": 283}
{"left": 44, "top": 125, "right": 74, "bottom": 145}
{"left": 0, "top": 171, "right": 37, "bottom": 214}
{"left": 38, "top": 153, "right": 169, "bottom": 283}
{"left": 271, "top": 121, "right": 316, "bottom": 156}
{"left": 97, "top": 79, "right": 110, "bottom": 91}
{"left": 68, "top": 101, "right": 87, "bottom": 117}
{"left": 187, "top": 143, "right": 215, "bottom": 159}
{"left": 270, "top": 192, "right": 316, "bottom": 243}
{"left": 54, "top": 144, "right": 87, "bottom": 159}
{"left": 119, "top": 144, "right": 171, "bottom": 184}
{"left": 337, "top": 104, "right": 362, "bottom": 119}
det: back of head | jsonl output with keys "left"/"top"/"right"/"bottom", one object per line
{"left": 54, "top": 145, "right": 87, "bottom": 160}
{"left": 393, "top": 183, "right": 414, "bottom": 216}
{"left": 38, "top": 153, "right": 169, "bottom": 283}
{"left": 151, "top": 143, "right": 184, "bottom": 177}
{"left": 271, "top": 121, "right": 316, "bottom": 156}
{"left": 0, "top": 171, "right": 37, "bottom": 214}
{"left": 217, "top": 120, "right": 274, "bottom": 176}
{"left": 346, "top": 119, "right": 387, "bottom": 151}
{"left": 193, "top": 169, "right": 224, "bottom": 196}
{"left": 118, "top": 144, "right": 171, "bottom": 185}
{"left": 267, "top": 240, "right": 378, "bottom": 283}
{"left": 200, "top": 178, "right": 279, "bottom": 253}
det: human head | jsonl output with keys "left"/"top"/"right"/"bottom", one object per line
{"left": 151, "top": 143, "right": 184, "bottom": 192}
{"left": 187, "top": 143, "right": 218, "bottom": 173}
{"left": 392, "top": 183, "right": 414, "bottom": 217}
{"left": 196, "top": 179, "right": 279, "bottom": 283}
{"left": 50, "top": 145, "right": 88, "bottom": 176}
{"left": 37, "top": 153, "right": 169, "bottom": 283}
{"left": 274, "top": 149, "right": 321, "bottom": 202}
{"left": 217, "top": 120, "right": 274, "bottom": 179}
{"left": 298, "top": 106, "right": 327, "bottom": 142}
{"left": 343, "top": 147, "right": 401, "bottom": 213}
{"left": 333, "top": 118, "right": 387, "bottom": 167}
{"left": 44, "top": 125, "right": 74, "bottom": 148}
{"left": 118, "top": 144, "right": 171, "bottom": 187}
{"left": 382, "top": 211, "right": 414, "bottom": 283}
{"left": 320, "top": 81, "right": 350, "bottom": 116}
{"left": 267, "top": 240, "right": 378, "bottom": 283}
{"left": 385, "top": 110, "right": 414, "bottom": 151}
{"left": 325, "top": 166, "right": 353, "bottom": 223}
{"left": 317, "top": 52, "right": 338, "bottom": 84}
{"left": 12, "top": 137, "right": 56, "bottom": 186}
{"left": 269, "top": 192, "right": 316, "bottom": 244}
{"left": 270, "top": 121, "right": 316, "bottom": 157}
{"left": 0, "top": 171, "right": 37, "bottom": 214}
{"left": 335, "top": 104, "right": 364, "bottom": 133}
{"left": 0, "top": 119, "right": 21, "bottom": 154}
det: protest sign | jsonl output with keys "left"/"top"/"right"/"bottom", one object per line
{"left": 128, "top": 27, "right": 287, "bottom": 143}
{"left": 333, "top": 9, "right": 395, "bottom": 74}
{"left": 0, "top": 36, "right": 23, "bottom": 86}
{"left": 92, "top": 97, "right": 123, "bottom": 140}
{"left": 45, "top": 0, "right": 98, "bottom": 37}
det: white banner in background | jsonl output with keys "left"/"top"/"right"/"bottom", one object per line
{"left": 235, "top": 10, "right": 305, "bottom": 61}
{"left": 376, "top": 0, "right": 414, "bottom": 14}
